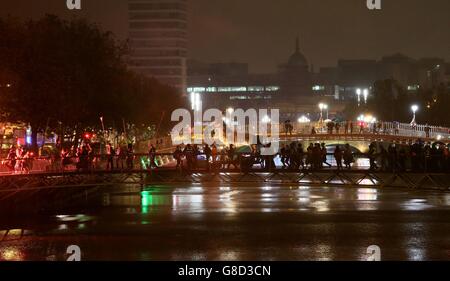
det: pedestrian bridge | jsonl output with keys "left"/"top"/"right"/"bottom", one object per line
{"left": 160, "top": 121, "right": 450, "bottom": 154}
{"left": 0, "top": 169, "right": 449, "bottom": 198}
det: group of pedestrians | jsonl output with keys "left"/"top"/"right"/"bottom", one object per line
{"left": 2, "top": 145, "right": 34, "bottom": 174}
{"left": 280, "top": 142, "right": 354, "bottom": 171}
{"left": 368, "top": 140, "right": 450, "bottom": 172}
{"left": 59, "top": 142, "right": 135, "bottom": 172}
{"left": 173, "top": 143, "right": 241, "bottom": 172}
{"left": 169, "top": 139, "right": 450, "bottom": 173}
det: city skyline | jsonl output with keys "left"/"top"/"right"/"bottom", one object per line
{"left": 1, "top": 0, "right": 449, "bottom": 73}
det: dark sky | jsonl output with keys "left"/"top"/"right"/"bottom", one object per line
{"left": 1, "top": 0, "right": 449, "bottom": 73}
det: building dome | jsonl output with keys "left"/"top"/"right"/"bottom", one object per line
{"left": 287, "top": 37, "right": 308, "bottom": 67}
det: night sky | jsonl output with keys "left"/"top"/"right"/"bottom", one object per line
{"left": 1, "top": 0, "right": 449, "bottom": 73}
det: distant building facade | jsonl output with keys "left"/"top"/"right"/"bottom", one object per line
{"left": 187, "top": 37, "right": 449, "bottom": 120}
{"left": 187, "top": 38, "right": 320, "bottom": 118}
{"left": 312, "top": 54, "right": 450, "bottom": 100}
{"left": 128, "top": 0, "right": 188, "bottom": 93}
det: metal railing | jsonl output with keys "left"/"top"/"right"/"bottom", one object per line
{"left": 1, "top": 150, "right": 450, "bottom": 176}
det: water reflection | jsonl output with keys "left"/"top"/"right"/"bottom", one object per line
{"left": 2, "top": 183, "right": 449, "bottom": 261}
{"left": 0, "top": 247, "right": 24, "bottom": 261}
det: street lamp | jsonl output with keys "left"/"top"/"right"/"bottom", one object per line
{"left": 411, "top": 104, "right": 419, "bottom": 125}
{"left": 298, "top": 115, "right": 311, "bottom": 123}
{"left": 318, "top": 103, "right": 326, "bottom": 122}
{"left": 363, "top": 89, "right": 369, "bottom": 104}
{"left": 356, "top": 88, "right": 362, "bottom": 106}
{"left": 323, "top": 104, "right": 329, "bottom": 120}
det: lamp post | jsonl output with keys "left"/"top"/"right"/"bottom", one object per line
{"left": 410, "top": 105, "right": 419, "bottom": 126}
{"left": 318, "top": 103, "right": 325, "bottom": 122}
{"left": 363, "top": 89, "right": 369, "bottom": 104}
{"left": 323, "top": 104, "right": 329, "bottom": 120}
{"left": 356, "top": 88, "right": 362, "bottom": 106}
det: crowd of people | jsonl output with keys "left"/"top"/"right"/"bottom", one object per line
{"left": 59, "top": 142, "right": 136, "bottom": 172}
{"left": 2, "top": 138, "right": 450, "bottom": 174}
{"left": 170, "top": 139, "right": 450, "bottom": 173}
{"left": 1, "top": 145, "right": 35, "bottom": 174}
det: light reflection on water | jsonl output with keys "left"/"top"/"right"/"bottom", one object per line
{"left": 1, "top": 183, "right": 449, "bottom": 261}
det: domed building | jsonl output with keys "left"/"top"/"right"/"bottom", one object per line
{"left": 278, "top": 37, "right": 312, "bottom": 99}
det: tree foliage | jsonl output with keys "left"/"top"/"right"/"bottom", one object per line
{"left": 0, "top": 15, "right": 185, "bottom": 147}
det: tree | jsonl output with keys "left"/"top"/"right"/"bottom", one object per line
{"left": 0, "top": 15, "right": 185, "bottom": 149}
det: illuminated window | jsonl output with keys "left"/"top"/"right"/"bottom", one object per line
{"left": 312, "top": 85, "right": 325, "bottom": 91}
{"left": 407, "top": 85, "right": 420, "bottom": 91}
{"left": 218, "top": 87, "right": 247, "bottom": 92}
{"left": 230, "top": 96, "right": 249, "bottom": 100}
{"left": 248, "top": 86, "right": 264, "bottom": 92}
{"left": 265, "top": 86, "right": 280, "bottom": 92}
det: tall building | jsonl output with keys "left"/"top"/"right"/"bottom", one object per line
{"left": 128, "top": 0, "right": 188, "bottom": 94}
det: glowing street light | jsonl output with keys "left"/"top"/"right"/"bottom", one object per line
{"left": 298, "top": 115, "right": 311, "bottom": 123}
{"left": 191, "top": 92, "right": 202, "bottom": 111}
{"left": 356, "top": 88, "right": 362, "bottom": 106}
{"left": 411, "top": 104, "right": 419, "bottom": 125}
{"left": 227, "top": 107, "right": 234, "bottom": 114}
{"left": 318, "top": 103, "right": 326, "bottom": 122}
{"left": 323, "top": 104, "right": 329, "bottom": 120}
{"left": 363, "top": 89, "right": 369, "bottom": 104}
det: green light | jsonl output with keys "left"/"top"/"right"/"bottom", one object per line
{"left": 140, "top": 157, "right": 148, "bottom": 169}
{"left": 141, "top": 191, "right": 153, "bottom": 214}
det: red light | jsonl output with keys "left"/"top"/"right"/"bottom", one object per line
{"left": 84, "top": 133, "right": 91, "bottom": 139}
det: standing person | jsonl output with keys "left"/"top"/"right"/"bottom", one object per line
{"left": 126, "top": 143, "right": 134, "bottom": 170}
{"left": 183, "top": 144, "right": 194, "bottom": 172}
{"left": 327, "top": 121, "right": 334, "bottom": 134}
{"left": 148, "top": 144, "right": 157, "bottom": 169}
{"left": 313, "top": 143, "right": 322, "bottom": 170}
{"left": 379, "top": 145, "right": 389, "bottom": 172}
{"left": 334, "top": 145, "right": 343, "bottom": 170}
{"left": 106, "top": 142, "right": 115, "bottom": 171}
{"left": 388, "top": 144, "right": 398, "bottom": 172}
{"left": 306, "top": 143, "right": 314, "bottom": 169}
{"left": 173, "top": 145, "right": 183, "bottom": 171}
{"left": 424, "top": 124, "right": 431, "bottom": 138}
{"left": 296, "top": 143, "right": 305, "bottom": 170}
{"left": 344, "top": 121, "right": 349, "bottom": 135}
{"left": 211, "top": 144, "right": 218, "bottom": 169}
{"left": 349, "top": 121, "right": 354, "bottom": 134}
{"left": 193, "top": 144, "right": 200, "bottom": 170}
{"left": 394, "top": 121, "right": 400, "bottom": 135}
{"left": 368, "top": 143, "right": 378, "bottom": 171}
{"left": 6, "top": 146, "right": 17, "bottom": 173}
{"left": 227, "top": 144, "right": 237, "bottom": 169}
{"left": 220, "top": 148, "right": 227, "bottom": 169}
{"left": 343, "top": 144, "right": 354, "bottom": 170}
{"left": 335, "top": 123, "right": 341, "bottom": 134}
{"left": 203, "top": 144, "right": 212, "bottom": 171}
{"left": 377, "top": 121, "right": 382, "bottom": 135}
{"left": 321, "top": 143, "right": 331, "bottom": 168}
{"left": 117, "top": 145, "right": 127, "bottom": 170}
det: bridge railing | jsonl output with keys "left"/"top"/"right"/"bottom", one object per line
{"left": 161, "top": 121, "right": 450, "bottom": 148}
{"left": 1, "top": 149, "right": 450, "bottom": 176}
{"left": 286, "top": 121, "right": 450, "bottom": 140}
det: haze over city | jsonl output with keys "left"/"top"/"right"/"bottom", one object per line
{"left": 1, "top": 0, "right": 449, "bottom": 73}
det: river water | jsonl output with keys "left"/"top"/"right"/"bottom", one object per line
{"left": 1, "top": 183, "right": 450, "bottom": 261}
